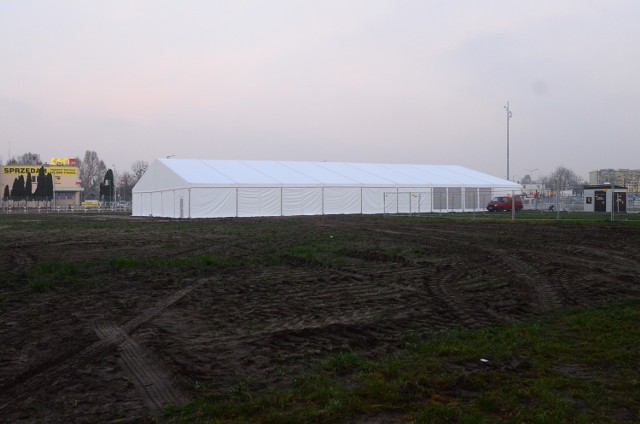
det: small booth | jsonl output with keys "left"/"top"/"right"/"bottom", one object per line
{"left": 583, "top": 184, "right": 627, "bottom": 213}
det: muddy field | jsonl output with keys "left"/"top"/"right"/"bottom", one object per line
{"left": 1, "top": 213, "right": 639, "bottom": 422}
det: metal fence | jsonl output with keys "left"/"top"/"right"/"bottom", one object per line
{"left": 2, "top": 202, "right": 132, "bottom": 214}
{"left": 525, "top": 195, "right": 640, "bottom": 214}
{"left": 382, "top": 187, "right": 511, "bottom": 214}
{"left": 4, "top": 191, "right": 638, "bottom": 217}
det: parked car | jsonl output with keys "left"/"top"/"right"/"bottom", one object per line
{"left": 486, "top": 195, "right": 523, "bottom": 212}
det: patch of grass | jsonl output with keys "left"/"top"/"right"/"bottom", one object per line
{"left": 147, "top": 254, "right": 243, "bottom": 275}
{"left": 323, "top": 351, "right": 372, "bottom": 377}
{"left": 28, "top": 261, "right": 79, "bottom": 292}
{"left": 165, "top": 300, "right": 640, "bottom": 423}
{"left": 281, "top": 240, "right": 350, "bottom": 267}
{"left": 110, "top": 257, "right": 140, "bottom": 268}
{"left": 29, "top": 277, "right": 57, "bottom": 293}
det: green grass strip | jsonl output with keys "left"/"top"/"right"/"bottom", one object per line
{"left": 164, "top": 299, "right": 640, "bottom": 423}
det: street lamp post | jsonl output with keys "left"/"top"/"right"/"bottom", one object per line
{"left": 505, "top": 102, "right": 513, "bottom": 180}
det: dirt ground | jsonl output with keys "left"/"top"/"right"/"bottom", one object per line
{"left": 1, "top": 213, "right": 639, "bottom": 423}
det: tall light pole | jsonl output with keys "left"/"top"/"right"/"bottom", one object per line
{"left": 504, "top": 102, "right": 513, "bottom": 180}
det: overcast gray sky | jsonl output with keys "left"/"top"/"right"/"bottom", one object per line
{"left": 1, "top": 0, "right": 638, "bottom": 181}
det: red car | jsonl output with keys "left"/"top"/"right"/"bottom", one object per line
{"left": 486, "top": 195, "right": 523, "bottom": 212}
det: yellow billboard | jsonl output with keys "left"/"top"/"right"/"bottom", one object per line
{"left": 48, "top": 167, "right": 78, "bottom": 176}
{"left": 2, "top": 166, "right": 78, "bottom": 176}
{"left": 49, "top": 157, "right": 78, "bottom": 166}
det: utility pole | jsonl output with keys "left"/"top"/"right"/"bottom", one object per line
{"left": 504, "top": 102, "right": 513, "bottom": 180}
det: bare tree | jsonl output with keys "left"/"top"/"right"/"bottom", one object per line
{"left": 131, "top": 160, "right": 148, "bottom": 182}
{"left": 520, "top": 174, "right": 533, "bottom": 184}
{"left": 79, "top": 151, "right": 106, "bottom": 200}
{"left": 541, "top": 166, "right": 584, "bottom": 193}
{"left": 18, "top": 152, "right": 42, "bottom": 165}
{"left": 5, "top": 152, "right": 42, "bottom": 165}
{"left": 118, "top": 171, "right": 135, "bottom": 202}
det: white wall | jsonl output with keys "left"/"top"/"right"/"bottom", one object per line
{"left": 282, "top": 187, "right": 322, "bottom": 216}
{"left": 191, "top": 187, "right": 235, "bottom": 218}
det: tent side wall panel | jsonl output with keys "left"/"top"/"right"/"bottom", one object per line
{"left": 413, "top": 188, "right": 433, "bottom": 213}
{"left": 383, "top": 188, "right": 433, "bottom": 213}
{"left": 448, "top": 187, "right": 463, "bottom": 211}
{"left": 433, "top": 187, "right": 447, "bottom": 210}
{"left": 142, "top": 193, "right": 152, "bottom": 216}
{"left": 323, "top": 187, "right": 361, "bottom": 215}
{"left": 151, "top": 192, "right": 162, "bottom": 216}
{"left": 191, "top": 187, "right": 236, "bottom": 218}
{"left": 161, "top": 190, "right": 175, "bottom": 217}
{"left": 398, "top": 192, "right": 411, "bottom": 213}
{"left": 173, "top": 189, "right": 190, "bottom": 218}
{"left": 238, "top": 187, "right": 281, "bottom": 217}
{"left": 132, "top": 193, "right": 142, "bottom": 216}
{"left": 362, "top": 188, "right": 388, "bottom": 214}
{"left": 282, "top": 187, "right": 322, "bottom": 216}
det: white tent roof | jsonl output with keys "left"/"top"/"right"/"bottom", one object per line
{"left": 133, "top": 158, "right": 520, "bottom": 192}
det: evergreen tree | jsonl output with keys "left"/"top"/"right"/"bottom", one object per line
{"left": 34, "top": 166, "right": 46, "bottom": 198}
{"left": 45, "top": 173, "right": 53, "bottom": 200}
{"left": 2, "top": 185, "right": 9, "bottom": 200}
{"left": 18, "top": 175, "right": 25, "bottom": 198}
{"left": 11, "top": 178, "right": 19, "bottom": 197}
{"left": 103, "top": 169, "right": 115, "bottom": 202}
{"left": 11, "top": 176, "right": 25, "bottom": 198}
{"left": 25, "top": 172, "right": 33, "bottom": 199}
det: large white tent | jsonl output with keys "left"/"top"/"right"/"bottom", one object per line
{"left": 132, "top": 159, "right": 521, "bottom": 218}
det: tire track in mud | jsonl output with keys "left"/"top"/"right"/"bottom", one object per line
{"left": 515, "top": 245, "right": 640, "bottom": 306}
{"left": 149, "top": 266, "right": 448, "bottom": 387}
{"left": 162, "top": 258, "right": 502, "bottom": 388}
{"left": 93, "top": 320, "right": 184, "bottom": 414}
{"left": 360, "top": 228, "right": 514, "bottom": 323}
{"left": 408, "top": 225, "right": 638, "bottom": 314}
{"left": 194, "top": 270, "right": 419, "bottom": 340}
{"left": 379, "top": 226, "right": 565, "bottom": 315}
{"left": 0, "top": 280, "right": 201, "bottom": 413}
{"left": 7, "top": 250, "right": 36, "bottom": 270}
{"left": 490, "top": 249, "right": 564, "bottom": 314}
{"left": 370, "top": 225, "right": 568, "bottom": 319}
{"left": 417, "top": 260, "right": 500, "bottom": 328}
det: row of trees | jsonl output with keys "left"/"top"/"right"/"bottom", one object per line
{"left": 78, "top": 151, "right": 148, "bottom": 201}
{"left": 2, "top": 166, "right": 54, "bottom": 204}
{"left": 520, "top": 166, "right": 587, "bottom": 193}
{"left": 2, "top": 151, "right": 148, "bottom": 203}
